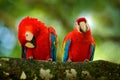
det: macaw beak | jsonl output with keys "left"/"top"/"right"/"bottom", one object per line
{"left": 25, "top": 32, "right": 36, "bottom": 48}
{"left": 79, "top": 22, "right": 88, "bottom": 33}
{"left": 25, "top": 36, "right": 36, "bottom": 48}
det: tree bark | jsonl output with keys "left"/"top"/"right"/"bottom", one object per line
{"left": 0, "top": 57, "right": 120, "bottom": 80}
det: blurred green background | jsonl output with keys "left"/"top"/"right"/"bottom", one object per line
{"left": 0, "top": 0, "right": 120, "bottom": 63}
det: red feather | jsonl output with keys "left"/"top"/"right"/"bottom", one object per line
{"left": 18, "top": 17, "right": 57, "bottom": 60}
{"left": 63, "top": 28, "right": 95, "bottom": 62}
{"left": 76, "top": 17, "right": 87, "bottom": 24}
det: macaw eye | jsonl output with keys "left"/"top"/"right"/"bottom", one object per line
{"left": 26, "top": 33, "right": 29, "bottom": 37}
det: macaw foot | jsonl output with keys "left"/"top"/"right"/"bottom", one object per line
{"left": 65, "top": 59, "right": 72, "bottom": 63}
{"left": 48, "top": 58, "right": 53, "bottom": 61}
{"left": 48, "top": 58, "right": 56, "bottom": 64}
{"left": 84, "top": 59, "right": 89, "bottom": 62}
{"left": 67, "top": 59, "right": 72, "bottom": 62}
{"left": 28, "top": 56, "right": 33, "bottom": 59}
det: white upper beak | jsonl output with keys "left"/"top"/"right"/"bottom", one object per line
{"left": 78, "top": 21, "right": 88, "bottom": 33}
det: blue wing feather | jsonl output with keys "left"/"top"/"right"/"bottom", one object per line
{"left": 89, "top": 44, "right": 95, "bottom": 61}
{"left": 50, "top": 33, "right": 57, "bottom": 61}
{"left": 22, "top": 46, "right": 26, "bottom": 58}
{"left": 63, "top": 39, "right": 71, "bottom": 62}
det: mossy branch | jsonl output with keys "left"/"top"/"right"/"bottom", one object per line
{"left": 0, "top": 57, "right": 120, "bottom": 80}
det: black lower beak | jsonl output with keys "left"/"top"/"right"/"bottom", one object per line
{"left": 79, "top": 26, "right": 85, "bottom": 33}
{"left": 30, "top": 36, "right": 36, "bottom": 47}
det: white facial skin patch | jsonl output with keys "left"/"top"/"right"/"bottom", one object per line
{"left": 25, "top": 32, "right": 34, "bottom": 41}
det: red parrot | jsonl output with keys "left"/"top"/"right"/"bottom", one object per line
{"left": 18, "top": 17, "right": 57, "bottom": 61}
{"left": 62, "top": 17, "right": 96, "bottom": 62}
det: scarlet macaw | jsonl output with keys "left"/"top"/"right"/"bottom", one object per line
{"left": 18, "top": 17, "right": 57, "bottom": 61}
{"left": 62, "top": 17, "right": 96, "bottom": 62}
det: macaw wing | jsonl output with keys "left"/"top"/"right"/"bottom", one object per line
{"left": 22, "top": 46, "right": 26, "bottom": 58}
{"left": 62, "top": 39, "right": 71, "bottom": 62}
{"left": 49, "top": 27, "right": 57, "bottom": 61}
{"left": 89, "top": 43, "right": 95, "bottom": 61}
{"left": 50, "top": 33, "right": 57, "bottom": 61}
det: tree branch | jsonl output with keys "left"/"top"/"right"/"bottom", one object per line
{"left": 0, "top": 57, "right": 120, "bottom": 80}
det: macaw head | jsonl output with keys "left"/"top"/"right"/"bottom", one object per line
{"left": 76, "top": 17, "right": 90, "bottom": 33}
{"left": 18, "top": 17, "right": 44, "bottom": 48}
